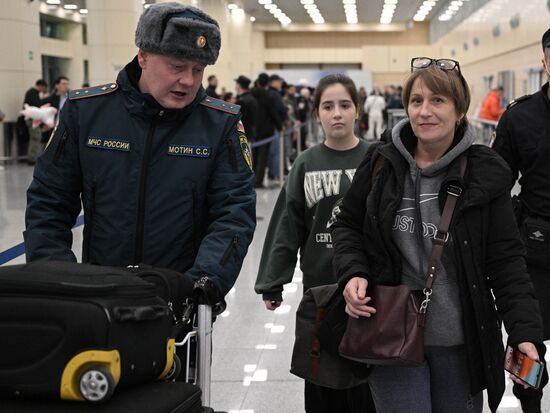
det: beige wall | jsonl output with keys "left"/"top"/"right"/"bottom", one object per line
{"left": 260, "top": 22, "right": 438, "bottom": 88}
{"left": 434, "top": 0, "right": 550, "bottom": 112}
{"left": 16, "top": 0, "right": 550, "bottom": 112}
{"left": 201, "top": 0, "right": 264, "bottom": 96}
{"left": 372, "top": 73, "right": 409, "bottom": 89}
{"left": 86, "top": 0, "right": 142, "bottom": 85}
{"left": 265, "top": 23, "right": 430, "bottom": 48}
{"left": 0, "top": 1, "right": 41, "bottom": 121}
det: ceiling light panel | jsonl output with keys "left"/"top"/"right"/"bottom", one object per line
{"left": 413, "top": 0, "right": 440, "bottom": 22}
{"left": 438, "top": 0, "right": 468, "bottom": 21}
{"left": 342, "top": 0, "right": 357, "bottom": 24}
{"left": 300, "top": 0, "right": 325, "bottom": 24}
{"left": 258, "top": 0, "right": 291, "bottom": 26}
{"left": 380, "top": 0, "right": 398, "bottom": 24}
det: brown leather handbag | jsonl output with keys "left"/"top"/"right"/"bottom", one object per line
{"left": 339, "top": 158, "right": 466, "bottom": 366}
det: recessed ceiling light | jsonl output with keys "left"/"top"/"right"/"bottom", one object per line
{"left": 227, "top": 3, "right": 238, "bottom": 10}
{"left": 79, "top": 9, "right": 88, "bottom": 14}
{"left": 250, "top": 16, "right": 256, "bottom": 22}
{"left": 63, "top": 4, "right": 78, "bottom": 10}
{"left": 46, "top": 0, "right": 61, "bottom": 4}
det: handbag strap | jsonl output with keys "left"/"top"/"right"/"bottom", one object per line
{"left": 420, "top": 155, "right": 467, "bottom": 313}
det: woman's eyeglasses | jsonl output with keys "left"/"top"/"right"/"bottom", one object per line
{"left": 411, "top": 57, "right": 461, "bottom": 74}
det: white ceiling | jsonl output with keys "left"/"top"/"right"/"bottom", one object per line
{"left": 39, "top": 0, "right": 456, "bottom": 26}
{"left": 240, "top": 0, "right": 449, "bottom": 24}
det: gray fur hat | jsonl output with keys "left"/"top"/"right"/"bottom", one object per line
{"left": 135, "top": 2, "right": 220, "bottom": 65}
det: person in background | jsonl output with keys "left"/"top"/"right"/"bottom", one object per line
{"left": 267, "top": 73, "right": 288, "bottom": 183}
{"left": 332, "top": 57, "right": 544, "bottom": 413}
{"left": 479, "top": 86, "right": 505, "bottom": 122}
{"left": 356, "top": 86, "right": 368, "bottom": 139}
{"left": 25, "top": 2, "right": 256, "bottom": 369}
{"left": 42, "top": 76, "right": 70, "bottom": 114}
{"left": 251, "top": 73, "right": 282, "bottom": 188}
{"left": 295, "top": 86, "right": 312, "bottom": 153}
{"left": 22, "top": 79, "right": 48, "bottom": 165}
{"left": 235, "top": 75, "right": 258, "bottom": 145}
{"left": 255, "top": 74, "right": 376, "bottom": 413}
{"left": 205, "top": 74, "right": 219, "bottom": 98}
{"left": 283, "top": 83, "right": 299, "bottom": 171}
{"left": 492, "top": 27, "right": 550, "bottom": 413}
{"left": 364, "top": 88, "right": 386, "bottom": 141}
{"left": 222, "top": 91, "right": 235, "bottom": 104}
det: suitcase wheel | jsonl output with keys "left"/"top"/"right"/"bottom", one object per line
{"left": 165, "top": 354, "right": 182, "bottom": 381}
{"left": 79, "top": 365, "right": 115, "bottom": 402}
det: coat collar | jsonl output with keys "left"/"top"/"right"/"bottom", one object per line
{"left": 116, "top": 56, "right": 205, "bottom": 121}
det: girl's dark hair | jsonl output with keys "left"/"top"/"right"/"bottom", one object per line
{"left": 312, "top": 74, "right": 359, "bottom": 113}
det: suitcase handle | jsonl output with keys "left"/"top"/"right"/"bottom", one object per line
{"left": 113, "top": 305, "right": 169, "bottom": 322}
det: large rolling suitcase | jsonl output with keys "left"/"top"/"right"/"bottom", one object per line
{"left": 0, "top": 261, "right": 179, "bottom": 403}
{"left": 1, "top": 381, "right": 203, "bottom": 413}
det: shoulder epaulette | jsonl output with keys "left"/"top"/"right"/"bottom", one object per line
{"left": 69, "top": 83, "right": 119, "bottom": 100}
{"left": 506, "top": 94, "right": 532, "bottom": 110}
{"left": 200, "top": 96, "right": 240, "bottom": 115}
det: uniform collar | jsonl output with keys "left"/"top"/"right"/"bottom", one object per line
{"left": 117, "top": 56, "right": 205, "bottom": 120}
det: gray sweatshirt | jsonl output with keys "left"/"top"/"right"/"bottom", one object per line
{"left": 391, "top": 119, "right": 475, "bottom": 346}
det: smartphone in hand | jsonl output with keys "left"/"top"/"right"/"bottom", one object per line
{"left": 504, "top": 345, "right": 545, "bottom": 389}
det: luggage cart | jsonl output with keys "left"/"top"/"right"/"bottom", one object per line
{"left": 175, "top": 297, "right": 225, "bottom": 410}
{"left": 176, "top": 303, "right": 212, "bottom": 407}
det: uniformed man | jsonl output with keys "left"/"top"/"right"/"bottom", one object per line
{"left": 24, "top": 3, "right": 256, "bottom": 305}
{"left": 493, "top": 27, "right": 550, "bottom": 413}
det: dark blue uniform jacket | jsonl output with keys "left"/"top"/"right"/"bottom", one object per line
{"left": 24, "top": 58, "right": 256, "bottom": 295}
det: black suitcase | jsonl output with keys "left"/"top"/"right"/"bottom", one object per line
{"left": 1, "top": 381, "right": 203, "bottom": 413}
{"left": 0, "top": 261, "right": 178, "bottom": 403}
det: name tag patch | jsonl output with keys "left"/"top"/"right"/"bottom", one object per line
{"left": 86, "top": 137, "right": 130, "bottom": 152}
{"left": 168, "top": 144, "right": 211, "bottom": 158}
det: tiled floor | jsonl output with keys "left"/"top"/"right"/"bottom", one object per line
{"left": 0, "top": 162, "right": 548, "bottom": 412}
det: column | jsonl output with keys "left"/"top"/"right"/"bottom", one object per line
{"left": 0, "top": 1, "right": 41, "bottom": 121}
{"left": 86, "top": 0, "right": 143, "bottom": 85}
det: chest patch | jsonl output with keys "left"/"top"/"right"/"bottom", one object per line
{"left": 168, "top": 144, "right": 211, "bottom": 158}
{"left": 86, "top": 137, "right": 130, "bottom": 152}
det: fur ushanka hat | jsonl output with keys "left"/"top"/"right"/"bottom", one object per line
{"left": 135, "top": 2, "right": 221, "bottom": 65}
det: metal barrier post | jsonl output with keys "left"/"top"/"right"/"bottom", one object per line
{"left": 279, "top": 131, "right": 284, "bottom": 188}
{"left": 0, "top": 122, "right": 17, "bottom": 163}
{"left": 197, "top": 304, "right": 212, "bottom": 407}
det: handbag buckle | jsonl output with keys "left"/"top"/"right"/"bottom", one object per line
{"left": 433, "top": 230, "right": 449, "bottom": 244}
{"left": 419, "top": 288, "right": 432, "bottom": 313}
{"left": 447, "top": 184, "right": 462, "bottom": 197}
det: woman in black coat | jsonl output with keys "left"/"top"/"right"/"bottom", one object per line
{"left": 331, "top": 58, "right": 544, "bottom": 413}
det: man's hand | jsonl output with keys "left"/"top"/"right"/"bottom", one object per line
{"left": 343, "top": 276, "right": 376, "bottom": 319}
{"left": 264, "top": 300, "right": 281, "bottom": 311}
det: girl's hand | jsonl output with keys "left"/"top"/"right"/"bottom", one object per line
{"left": 264, "top": 300, "right": 281, "bottom": 311}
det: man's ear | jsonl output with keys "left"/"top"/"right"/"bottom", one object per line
{"left": 137, "top": 49, "right": 148, "bottom": 70}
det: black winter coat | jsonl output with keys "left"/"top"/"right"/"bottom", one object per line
{"left": 332, "top": 137, "right": 543, "bottom": 412}
{"left": 250, "top": 87, "right": 282, "bottom": 139}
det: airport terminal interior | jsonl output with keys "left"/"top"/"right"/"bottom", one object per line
{"left": 1, "top": 0, "right": 550, "bottom": 412}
